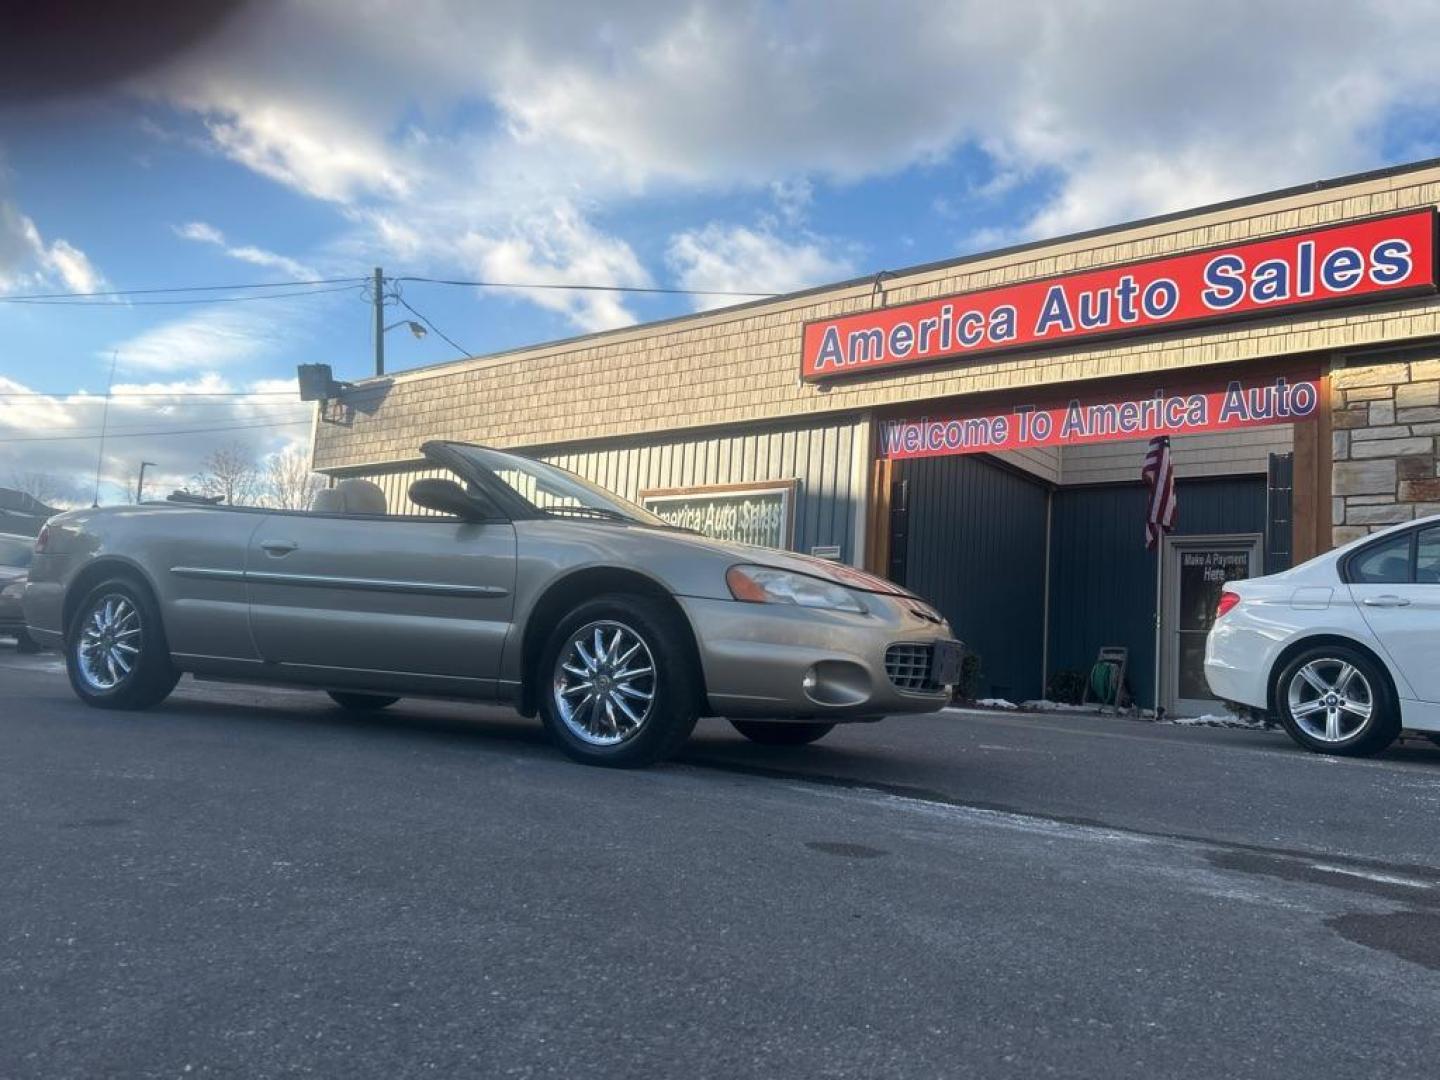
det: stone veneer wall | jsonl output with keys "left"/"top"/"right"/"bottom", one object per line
{"left": 1331, "top": 350, "right": 1440, "bottom": 545}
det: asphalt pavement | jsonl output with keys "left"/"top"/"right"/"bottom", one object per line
{"left": 3, "top": 649, "right": 1440, "bottom": 1079}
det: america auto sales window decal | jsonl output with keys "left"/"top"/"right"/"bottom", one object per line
{"left": 879, "top": 372, "right": 1317, "bottom": 460}
{"left": 640, "top": 480, "right": 797, "bottom": 549}
{"left": 801, "top": 209, "right": 1437, "bottom": 381}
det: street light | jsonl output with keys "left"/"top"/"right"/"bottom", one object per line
{"left": 135, "top": 460, "right": 157, "bottom": 504}
{"left": 384, "top": 319, "right": 427, "bottom": 340}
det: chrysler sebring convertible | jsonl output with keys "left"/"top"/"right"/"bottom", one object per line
{"left": 22, "top": 441, "right": 960, "bottom": 766}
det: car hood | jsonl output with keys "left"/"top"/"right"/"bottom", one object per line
{"left": 634, "top": 526, "right": 916, "bottom": 597}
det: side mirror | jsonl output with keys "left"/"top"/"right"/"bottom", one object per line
{"left": 409, "top": 478, "right": 496, "bottom": 521}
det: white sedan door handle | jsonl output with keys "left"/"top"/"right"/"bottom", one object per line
{"left": 1362, "top": 594, "right": 1411, "bottom": 608}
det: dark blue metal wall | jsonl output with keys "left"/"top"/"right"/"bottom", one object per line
{"left": 1046, "top": 476, "right": 1268, "bottom": 708}
{"left": 902, "top": 455, "right": 1049, "bottom": 702}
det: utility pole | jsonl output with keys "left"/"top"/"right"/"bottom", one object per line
{"left": 135, "top": 460, "right": 156, "bottom": 504}
{"left": 373, "top": 266, "right": 385, "bottom": 377}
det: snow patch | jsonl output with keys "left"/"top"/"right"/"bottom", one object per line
{"left": 1019, "top": 699, "right": 1096, "bottom": 713}
{"left": 974, "top": 698, "right": 1017, "bottom": 710}
{"left": 1162, "top": 712, "right": 1267, "bottom": 730}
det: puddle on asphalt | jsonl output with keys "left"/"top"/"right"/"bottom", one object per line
{"left": 1328, "top": 911, "right": 1440, "bottom": 971}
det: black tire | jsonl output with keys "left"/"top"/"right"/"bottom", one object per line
{"left": 1274, "top": 644, "right": 1399, "bottom": 757}
{"left": 327, "top": 691, "right": 400, "bottom": 711}
{"left": 537, "top": 593, "right": 699, "bottom": 768}
{"left": 730, "top": 720, "right": 835, "bottom": 746}
{"left": 65, "top": 578, "right": 179, "bottom": 710}
{"left": 14, "top": 627, "right": 41, "bottom": 653}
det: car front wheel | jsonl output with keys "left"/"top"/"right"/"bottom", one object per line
{"left": 730, "top": 720, "right": 835, "bottom": 746}
{"left": 1275, "top": 645, "right": 1398, "bottom": 756}
{"left": 539, "top": 594, "right": 699, "bottom": 768}
{"left": 66, "top": 579, "right": 179, "bottom": 710}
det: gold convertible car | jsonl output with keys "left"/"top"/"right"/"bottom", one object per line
{"left": 23, "top": 442, "right": 961, "bottom": 767}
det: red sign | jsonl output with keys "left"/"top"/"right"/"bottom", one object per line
{"left": 803, "top": 209, "right": 1437, "bottom": 380}
{"left": 879, "top": 373, "right": 1318, "bottom": 460}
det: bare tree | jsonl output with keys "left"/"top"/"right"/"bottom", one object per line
{"left": 191, "top": 442, "right": 262, "bottom": 506}
{"left": 263, "top": 446, "right": 324, "bottom": 510}
{"left": 7, "top": 469, "right": 75, "bottom": 508}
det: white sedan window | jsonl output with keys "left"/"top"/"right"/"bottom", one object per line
{"left": 1417, "top": 527, "right": 1440, "bottom": 585}
{"left": 1349, "top": 532, "right": 1412, "bottom": 584}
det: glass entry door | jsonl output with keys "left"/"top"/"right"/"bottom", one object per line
{"left": 1162, "top": 535, "right": 1262, "bottom": 717}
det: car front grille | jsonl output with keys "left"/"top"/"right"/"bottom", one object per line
{"left": 885, "top": 643, "right": 939, "bottom": 692}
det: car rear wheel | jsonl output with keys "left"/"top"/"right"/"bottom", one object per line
{"left": 327, "top": 691, "right": 400, "bottom": 711}
{"left": 1275, "top": 645, "right": 1398, "bottom": 757}
{"left": 730, "top": 720, "right": 835, "bottom": 746}
{"left": 66, "top": 579, "right": 179, "bottom": 710}
{"left": 539, "top": 594, "right": 699, "bottom": 768}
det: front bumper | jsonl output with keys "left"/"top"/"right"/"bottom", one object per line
{"left": 679, "top": 593, "right": 956, "bottom": 720}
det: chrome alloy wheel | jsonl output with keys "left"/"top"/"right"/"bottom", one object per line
{"left": 76, "top": 593, "right": 143, "bottom": 692}
{"left": 1286, "top": 658, "right": 1374, "bottom": 743}
{"left": 552, "top": 620, "right": 657, "bottom": 746}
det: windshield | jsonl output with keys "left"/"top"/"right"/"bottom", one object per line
{"left": 446, "top": 444, "right": 669, "bottom": 526}
{"left": 0, "top": 534, "right": 34, "bottom": 568}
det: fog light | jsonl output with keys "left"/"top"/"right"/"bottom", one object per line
{"left": 802, "top": 667, "right": 818, "bottom": 691}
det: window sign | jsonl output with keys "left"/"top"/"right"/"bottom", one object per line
{"left": 640, "top": 481, "right": 796, "bottom": 549}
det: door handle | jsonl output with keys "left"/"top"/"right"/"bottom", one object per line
{"left": 261, "top": 540, "right": 298, "bottom": 555}
{"left": 1362, "top": 595, "right": 1411, "bottom": 607}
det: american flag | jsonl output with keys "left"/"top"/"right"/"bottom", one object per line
{"left": 1141, "top": 435, "right": 1177, "bottom": 549}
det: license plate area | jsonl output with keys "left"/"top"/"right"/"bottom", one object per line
{"left": 932, "top": 640, "right": 964, "bottom": 686}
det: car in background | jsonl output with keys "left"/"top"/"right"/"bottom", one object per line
{"left": 22, "top": 441, "right": 961, "bottom": 767}
{"left": 0, "top": 531, "right": 40, "bottom": 653}
{"left": 1205, "top": 514, "right": 1440, "bottom": 756}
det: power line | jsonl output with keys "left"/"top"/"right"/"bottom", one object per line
{"left": 395, "top": 294, "right": 471, "bottom": 359}
{"left": 0, "top": 277, "right": 364, "bottom": 302}
{"left": 0, "top": 390, "right": 299, "bottom": 399}
{"left": 4, "top": 412, "right": 309, "bottom": 438}
{"left": 0, "top": 418, "right": 311, "bottom": 444}
{"left": 397, "top": 275, "right": 780, "bottom": 298}
{"left": 1, "top": 274, "right": 783, "bottom": 303}
{"left": 0, "top": 283, "right": 365, "bottom": 307}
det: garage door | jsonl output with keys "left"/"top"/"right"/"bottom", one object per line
{"left": 898, "top": 454, "right": 1049, "bottom": 702}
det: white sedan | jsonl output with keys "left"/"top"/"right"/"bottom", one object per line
{"left": 1205, "top": 514, "right": 1440, "bottom": 756}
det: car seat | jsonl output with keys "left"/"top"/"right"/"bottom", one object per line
{"left": 309, "top": 479, "right": 388, "bottom": 515}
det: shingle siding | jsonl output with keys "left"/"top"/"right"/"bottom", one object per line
{"left": 314, "top": 166, "right": 1440, "bottom": 473}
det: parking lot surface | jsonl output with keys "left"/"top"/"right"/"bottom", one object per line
{"left": 4, "top": 651, "right": 1440, "bottom": 1079}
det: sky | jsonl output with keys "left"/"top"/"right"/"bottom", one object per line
{"left": 3, "top": 0, "right": 1440, "bottom": 505}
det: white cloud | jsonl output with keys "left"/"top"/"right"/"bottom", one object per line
{"left": 176, "top": 221, "right": 224, "bottom": 245}
{"left": 454, "top": 202, "right": 653, "bottom": 332}
{"left": 174, "top": 220, "right": 317, "bottom": 279}
{"left": 0, "top": 372, "right": 312, "bottom": 506}
{"left": 667, "top": 223, "right": 855, "bottom": 311}
{"left": 103, "top": 1, "right": 1440, "bottom": 330}
{"left": 0, "top": 198, "right": 105, "bottom": 295}
{"left": 108, "top": 307, "right": 283, "bottom": 372}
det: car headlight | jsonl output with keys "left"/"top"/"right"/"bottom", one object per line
{"left": 726, "top": 565, "right": 866, "bottom": 613}
{"left": 1, "top": 583, "right": 23, "bottom": 600}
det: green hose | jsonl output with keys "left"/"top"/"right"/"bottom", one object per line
{"left": 1089, "top": 661, "right": 1117, "bottom": 705}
